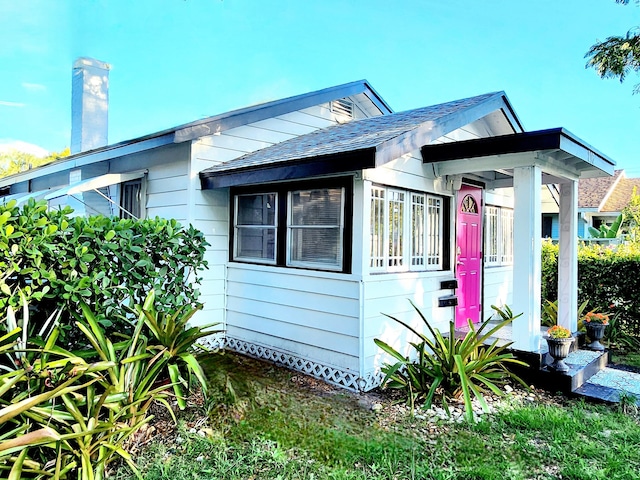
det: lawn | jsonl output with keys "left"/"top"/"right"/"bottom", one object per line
{"left": 113, "top": 352, "right": 640, "bottom": 480}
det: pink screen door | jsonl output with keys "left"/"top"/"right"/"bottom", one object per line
{"left": 455, "top": 185, "right": 482, "bottom": 328}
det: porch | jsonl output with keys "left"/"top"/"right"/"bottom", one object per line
{"left": 424, "top": 128, "right": 616, "bottom": 353}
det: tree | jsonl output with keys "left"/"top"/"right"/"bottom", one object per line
{"left": 585, "top": 1, "right": 640, "bottom": 91}
{"left": 0, "top": 148, "right": 70, "bottom": 178}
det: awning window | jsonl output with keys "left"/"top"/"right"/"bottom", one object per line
{"left": 43, "top": 171, "right": 146, "bottom": 200}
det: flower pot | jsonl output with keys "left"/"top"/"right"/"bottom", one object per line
{"left": 585, "top": 323, "right": 607, "bottom": 351}
{"left": 546, "top": 336, "right": 574, "bottom": 373}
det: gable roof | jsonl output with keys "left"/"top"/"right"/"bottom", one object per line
{"left": 0, "top": 80, "right": 391, "bottom": 188}
{"left": 200, "top": 91, "right": 521, "bottom": 188}
{"left": 601, "top": 176, "right": 640, "bottom": 212}
{"left": 578, "top": 169, "right": 624, "bottom": 209}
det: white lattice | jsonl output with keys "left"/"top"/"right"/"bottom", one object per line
{"left": 196, "top": 332, "right": 225, "bottom": 352}
{"left": 358, "top": 371, "right": 386, "bottom": 392}
{"left": 225, "top": 336, "right": 370, "bottom": 391}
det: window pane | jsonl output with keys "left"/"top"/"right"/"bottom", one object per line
{"left": 237, "top": 194, "right": 276, "bottom": 225}
{"left": 288, "top": 188, "right": 343, "bottom": 269}
{"left": 290, "top": 189, "right": 341, "bottom": 225}
{"left": 485, "top": 206, "right": 499, "bottom": 264}
{"left": 411, "top": 193, "right": 425, "bottom": 267}
{"left": 370, "top": 187, "right": 385, "bottom": 269}
{"left": 236, "top": 227, "right": 276, "bottom": 260}
{"left": 235, "top": 193, "right": 277, "bottom": 262}
{"left": 289, "top": 227, "right": 341, "bottom": 266}
{"left": 501, "top": 208, "right": 514, "bottom": 264}
{"left": 121, "top": 180, "right": 142, "bottom": 219}
{"left": 426, "top": 196, "right": 442, "bottom": 268}
{"left": 388, "top": 190, "right": 404, "bottom": 268}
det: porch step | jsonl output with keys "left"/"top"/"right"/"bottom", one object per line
{"left": 572, "top": 366, "right": 640, "bottom": 406}
{"left": 512, "top": 348, "right": 608, "bottom": 395}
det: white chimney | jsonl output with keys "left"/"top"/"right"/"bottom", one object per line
{"left": 71, "top": 57, "right": 111, "bottom": 154}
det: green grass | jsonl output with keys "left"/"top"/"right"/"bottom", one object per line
{"left": 114, "top": 352, "right": 640, "bottom": 480}
{"left": 612, "top": 350, "right": 640, "bottom": 369}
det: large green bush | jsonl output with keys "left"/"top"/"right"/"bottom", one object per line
{"left": 0, "top": 199, "right": 209, "bottom": 345}
{"left": 541, "top": 240, "right": 640, "bottom": 336}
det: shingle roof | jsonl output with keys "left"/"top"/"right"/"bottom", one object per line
{"left": 578, "top": 169, "right": 623, "bottom": 209}
{"left": 601, "top": 177, "right": 640, "bottom": 212}
{"left": 200, "top": 91, "right": 505, "bottom": 175}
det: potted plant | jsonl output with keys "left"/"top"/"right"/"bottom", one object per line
{"left": 545, "top": 325, "right": 574, "bottom": 373}
{"left": 583, "top": 311, "right": 609, "bottom": 351}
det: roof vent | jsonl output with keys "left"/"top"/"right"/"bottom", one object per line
{"left": 331, "top": 99, "right": 354, "bottom": 119}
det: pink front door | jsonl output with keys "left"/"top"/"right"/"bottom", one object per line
{"left": 455, "top": 185, "right": 482, "bottom": 327}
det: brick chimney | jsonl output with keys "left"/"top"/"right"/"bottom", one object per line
{"left": 71, "top": 57, "right": 111, "bottom": 154}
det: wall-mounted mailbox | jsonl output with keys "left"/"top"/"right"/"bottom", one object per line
{"left": 438, "top": 295, "right": 458, "bottom": 307}
{"left": 440, "top": 279, "right": 458, "bottom": 290}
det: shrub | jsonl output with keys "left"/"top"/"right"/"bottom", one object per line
{"left": 0, "top": 199, "right": 209, "bottom": 346}
{"left": 0, "top": 294, "right": 205, "bottom": 479}
{"left": 541, "top": 241, "right": 640, "bottom": 337}
{"left": 374, "top": 303, "right": 528, "bottom": 422}
{"left": 541, "top": 240, "right": 558, "bottom": 307}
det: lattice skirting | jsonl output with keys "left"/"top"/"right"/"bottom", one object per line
{"left": 201, "top": 335, "right": 381, "bottom": 392}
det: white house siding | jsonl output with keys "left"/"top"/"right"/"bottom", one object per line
{"left": 225, "top": 264, "right": 363, "bottom": 389}
{"left": 360, "top": 272, "right": 457, "bottom": 390}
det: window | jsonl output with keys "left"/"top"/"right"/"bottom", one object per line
{"left": 370, "top": 185, "right": 445, "bottom": 273}
{"left": 234, "top": 193, "right": 277, "bottom": 262}
{"left": 485, "top": 205, "right": 513, "bottom": 267}
{"left": 231, "top": 178, "right": 351, "bottom": 272}
{"left": 288, "top": 188, "right": 344, "bottom": 269}
{"left": 119, "top": 179, "right": 143, "bottom": 219}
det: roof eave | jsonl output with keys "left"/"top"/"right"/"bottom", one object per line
{"left": 375, "top": 91, "right": 522, "bottom": 166}
{"left": 200, "top": 148, "right": 376, "bottom": 189}
{"left": 176, "top": 80, "right": 392, "bottom": 143}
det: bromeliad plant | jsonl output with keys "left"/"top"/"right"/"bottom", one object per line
{"left": 0, "top": 295, "right": 188, "bottom": 480}
{"left": 135, "top": 289, "right": 221, "bottom": 409}
{"left": 374, "top": 303, "right": 528, "bottom": 422}
{"left": 541, "top": 299, "right": 590, "bottom": 328}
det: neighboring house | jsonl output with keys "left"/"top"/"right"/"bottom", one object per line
{"left": 0, "top": 58, "right": 615, "bottom": 391}
{"left": 542, "top": 169, "right": 640, "bottom": 239}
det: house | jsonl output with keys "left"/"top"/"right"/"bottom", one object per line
{"left": 0, "top": 58, "right": 615, "bottom": 391}
{"left": 542, "top": 169, "right": 640, "bottom": 239}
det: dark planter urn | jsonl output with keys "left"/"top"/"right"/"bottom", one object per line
{"left": 546, "top": 336, "right": 574, "bottom": 373}
{"left": 585, "top": 323, "right": 607, "bottom": 351}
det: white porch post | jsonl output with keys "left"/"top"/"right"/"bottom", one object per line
{"left": 557, "top": 180, "right": 578, "bottom": 333}
{"left": 512, "top": 166, "right": 542, "bottom": 351}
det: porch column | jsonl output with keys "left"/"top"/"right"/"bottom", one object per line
{"left": 512, "top": 166, "right": 542, "bottom": 351}
{"left": 557, "top": 180, "right": 578, "bottom": 333}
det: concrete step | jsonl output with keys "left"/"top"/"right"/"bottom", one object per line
{"left": 573, "top": 366, "right": 640, "bottom": 405}
{"left": 512, "top": 348, "right": 608, "bottom": 395}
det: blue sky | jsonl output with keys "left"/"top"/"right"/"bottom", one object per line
{"left": 1, "top": 0, "right": 639, "bottom": 175}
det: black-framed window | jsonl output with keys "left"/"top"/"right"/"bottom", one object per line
{"left": 231, "top": 177, "right": 353, "bottom": 273}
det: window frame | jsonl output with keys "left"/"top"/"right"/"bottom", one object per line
{"left": 233, "top": 192, "right": 278, "bottom": 264}
{"left": 230, "top": 177, "right": 353, "bottom": 273}
{"left": 370, "top": 184, "right": 446, "bottom": 274}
